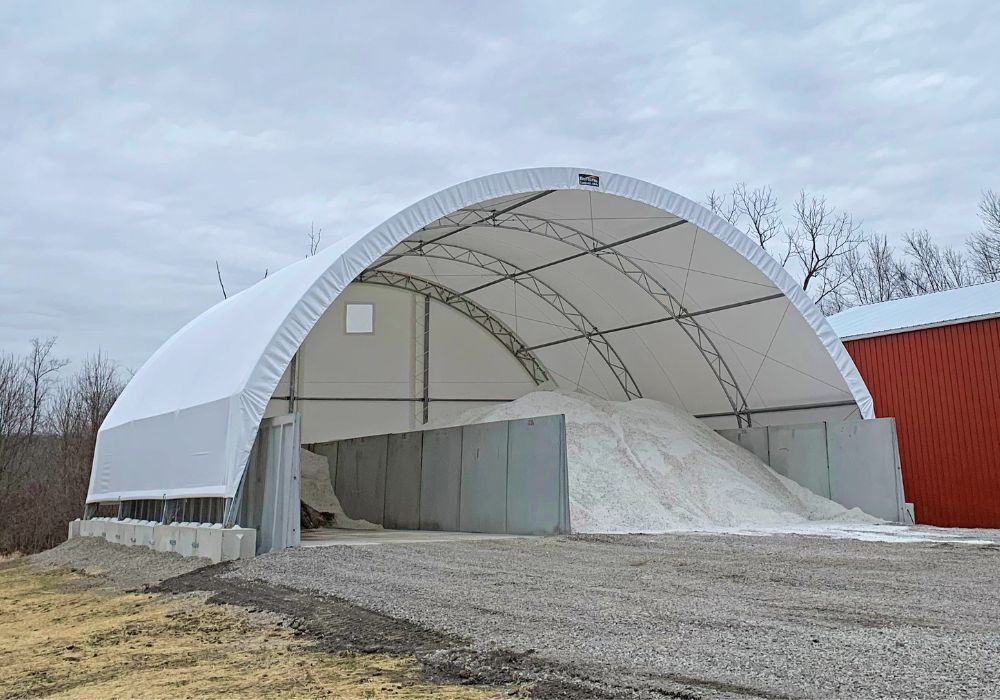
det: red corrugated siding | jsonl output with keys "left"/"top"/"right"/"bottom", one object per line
{"left": 843, "top": 317, "right": 1000, "bottom": 527}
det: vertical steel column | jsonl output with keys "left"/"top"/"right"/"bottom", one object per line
{"left": 422, "top": 295, "right": 431, "bottom": 424}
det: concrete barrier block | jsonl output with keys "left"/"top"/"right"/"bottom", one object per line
{"left": 105, "top": 521, "right": 127, "bottom": 546}
{"left": 153, "top": 524, "right": 179, "bottom": 554}
{"left": 133, "top": 522, "right": 156, "bottom": 548}
{"left": 121, "top": 523, "right": 139, "bottom": 546}
{"left": 68, "top": 519, "right": 82, "bottom": 540}
{"left": 194, "top": 525, "right": 224, "bottom": 563}
{"left": 82, "top": 519, "right": 101, "bottom": 538}
{"left": 221, "top": 527, "right": 257, "bottom": 561}
{"left": 175, "top": 526, "right": 197, "bottom": 557}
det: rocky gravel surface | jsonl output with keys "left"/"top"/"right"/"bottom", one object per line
{"left": 229, "top": 532, "right": 1000, "bottom": 699}
{"left": 31, "top": 536, "right": 208, "bottom": 589}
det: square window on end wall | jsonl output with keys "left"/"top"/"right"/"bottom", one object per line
{"left": 345, "top": 303, "right": 374, "bottom": 334}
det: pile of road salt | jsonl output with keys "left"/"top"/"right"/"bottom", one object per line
{"left": 300, "top": 448, "right": 382, "bottom": 530}
{"left": 438, "top": 391, "right": 877, "bottom": 533}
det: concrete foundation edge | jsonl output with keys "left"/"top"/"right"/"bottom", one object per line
{"left": 68, "top": 518, "right": 257, "bottom": 563}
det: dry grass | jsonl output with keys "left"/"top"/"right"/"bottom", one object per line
{"left": 0, "top": 562, "right": 502, "bottom": 699}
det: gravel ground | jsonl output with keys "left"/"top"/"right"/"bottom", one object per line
{"left": 30, "top": 536, "right": 209, "bottom": 589}
{"left": 228, "top": 533, "right": 1000, "bottom": 699}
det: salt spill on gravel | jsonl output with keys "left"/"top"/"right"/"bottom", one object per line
{"left": 436, "top": 390, "right": 878, "bottom": 533}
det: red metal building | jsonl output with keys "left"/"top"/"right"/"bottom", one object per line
{"left": 829, "top": 282, "right": 1000, "bottom": 528}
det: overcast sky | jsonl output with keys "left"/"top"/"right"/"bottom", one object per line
{"left": 1, "top": 1, "right": 997, "bottom": 370}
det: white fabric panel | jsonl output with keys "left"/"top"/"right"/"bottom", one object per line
{"left": 828, "top": 280, "right": 1000, "bottom": 339}
{"left": 300, "top": 284, "right": 414, "bottom": 399}
{"left": 299, "top": 400, "right": 413, "bottom": 443}
{"left": 427, "top": 301, "right": 538, "bottom": 400}
{"left": 89, "top": 167, "right": 872, "bottom": 503}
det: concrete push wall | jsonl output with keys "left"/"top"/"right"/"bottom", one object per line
{"left": 718, "top": 417, "right": 908, "bottom": 523}
{"left": 310, "top": 414, "right": 570, "bottom": 535}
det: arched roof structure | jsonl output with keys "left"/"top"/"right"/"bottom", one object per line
{"left": 88, "top": 168, "right": 872, "bottom": 503}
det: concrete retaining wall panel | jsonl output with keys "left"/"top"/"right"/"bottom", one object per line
{"left": 828, "top": 418, "right": 905, "bottom": 522}
{"left": 459, "top": 421, "right": 509, "bottom": 533}
{"left": 335, "top": 434, "right": 388, "bottom": 524}
{"left": 767, "top": 423, "right": 831, "bottom": 499}
{"left": 506, "top": 415, "right": 567, "bottom": 534}
{"left": 717, "top": 427, "right": 770, "bottom": 464}
{"left": 419, "top": 427, "right": 463, "bottom": 531}
{"left": 384, "top": 432, "right": 423, "bottom": 529}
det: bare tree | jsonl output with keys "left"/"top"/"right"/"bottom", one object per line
{"left": 968, "top": 189, "right": 1000, "bottom": 281}
{"left": 837, "top": 233, "right": 900, "bottom": 306}
{"left": 785, "top": 191, "right": 864, "bottom": 303}
{"left": 704, "top": 184, "right": 782, "bottom": 249}
{"left": 23, "top": 337, "right": 68, "bottom": 438}
{"left": 896, "top": 230, "right": 972, "bottom": 295}
{"left": 307, "top": 222, "right": 323, "bottom": 256}
{"left": 215, "top": 224, "right": 321, "bottom": 300}
{"left": 74, "top": 352, "right": 124, "bottom": 457}
{"left": 733, "top": 183, "right": 782, "bottom": 249}
{"left": 704, "top": 189, "right": 739, "bottom": 224}
{"left": 0, "top": 351, "right": 29, "bottom": 485}
{"left": 1, "top": 343, "right": 126, "bottom": 554}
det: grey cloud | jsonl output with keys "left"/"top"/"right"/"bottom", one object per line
{"left": 0, "top": 0, "right": 997, "bottom": 369}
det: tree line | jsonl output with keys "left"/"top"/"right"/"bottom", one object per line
{"left": 705, "top": 186, "right": 1000, "bottom": 314}
{"left": 0, "top": 339, "right": 125, "bottom": 554}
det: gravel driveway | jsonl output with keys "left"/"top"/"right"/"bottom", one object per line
{"left": 227, "top": 533, "right": 1000, "bottom": 698}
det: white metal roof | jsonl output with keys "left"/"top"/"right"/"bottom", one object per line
{"left": 828, "top": 281, "right": 1000, "bottom": 341}
{"left": 88, "top": 167, "right": 873, "bottom": 503}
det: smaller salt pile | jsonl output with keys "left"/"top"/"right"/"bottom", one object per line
{"left": 436, "top": 391, "right": 876, "bottom": 533}
{"left": 299, "top": 448, "right": 382, "bottom": 530}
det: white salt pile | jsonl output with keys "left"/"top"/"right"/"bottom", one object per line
{"left": 299, "top": 448, "right": 382, "bottom": 530}
{"left": 437, "top": 391, "right": 877, "bottom": 533}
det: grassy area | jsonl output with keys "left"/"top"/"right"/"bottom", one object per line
{"left": 0, "top": 562, "right": 502, "bottom": 699}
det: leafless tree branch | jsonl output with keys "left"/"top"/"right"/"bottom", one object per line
{"left": 215, "top": 260, "right": 228, "bottom": 299}
{"left": 307, "top": 222, "right": 323, "bottom": 257}
{"left": 968, "top": 189, "right": 1000, "bottom": 281}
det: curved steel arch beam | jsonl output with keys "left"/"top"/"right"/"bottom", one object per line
{"left": 354, "top": 269, "right": 549, "bottom": 386}
{"left": 386, "top": 241, "right": 642, "bottom": 400}
{"left": 417, "top": 208, "right": 753, "bottom": 426}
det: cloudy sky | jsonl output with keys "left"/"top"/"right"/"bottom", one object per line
{"left": 1, "top": 1, "right": 997, "bottom": 370}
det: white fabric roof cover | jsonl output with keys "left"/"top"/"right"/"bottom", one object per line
{"left": 829, "top": 281, "right": 1000, "bottom": 340}
{"left": 88, "top": 168, "right": 872, "bottom": 502}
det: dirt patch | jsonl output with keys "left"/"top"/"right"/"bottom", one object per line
{"left": 157, "top": 565, "right": 634, "bottom": 699}
{"left": 0, "top": 562, "right": 504, "bottom": 699}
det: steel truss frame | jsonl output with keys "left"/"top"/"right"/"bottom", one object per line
{"left": 412, "top": 207, "right": 753, "bottom": 427}
{"left": 355, "top": 269, "right": 550, "bottom": 386}
{"left": 384, "top": 241, "right": 642, "bottom": 399}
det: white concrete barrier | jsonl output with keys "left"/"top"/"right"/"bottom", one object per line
{"left": 68, "top": 519, "right": 257, "bottom": 563}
